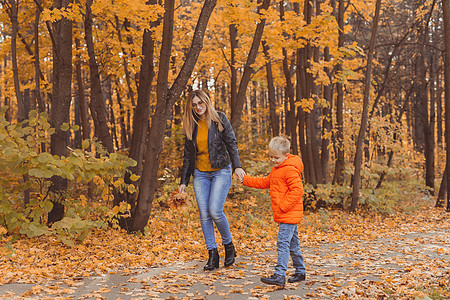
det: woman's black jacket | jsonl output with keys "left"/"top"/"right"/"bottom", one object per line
{"left": 180, "top": 112, "right": 242, "bottom": 186}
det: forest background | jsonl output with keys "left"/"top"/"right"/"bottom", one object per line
{"left": 0, "top": 0, "right": 449, "bottom": 298}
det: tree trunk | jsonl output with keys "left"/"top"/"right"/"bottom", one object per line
{"left": 282, "top": 49, "right": 297, "bottom": 153}
{"left": 322, "top": 46, "right": 332, "bottom": 184}
{"left": 293, "top": 1, "right": 308, "bottom": 182}
{"left": 9, "top": 0, "right": 25, "bottom": 122}
{"left": 22, "top": 90, "right": 31, "bottom": 204}
{"left": 415, "top": 34, "right": 433, "bottom": 194}
{"left": 443, "top": 0, "right": 450, "bottom": 211}
{"left": 48, "top": 0, "right": 73, "bottom": 224}
{"left": 262, "top": 40, "right": 279, "bottom": 137}
{"left": 230, "top": 0, "right": 270, "bottom": 134}
{"left": 229, "top": 23, "right": 237, "bottom": 109}
{"left": 129, "top": 0, "right": 217, "bottom": 232}
{"left": 113, "top": 0, "right": 159, "bottom": 231}
{"left": 350, "top": 0, "right": 381, "bottom": 212}
{"left": 34, "top": 0, "right": 44, "bottom": 116}
{"left": 84, "top": 0, "right": 114, "bottom": 153}
{"left": 425, "top": 53, "right": 436, "bottom": 195}
{"left": 436, "top": 165, "right": 447, "bottom": 207}
{"left": 415, "top": 0, "right": 436, "bottom": 195}
{"left": 437, "top": 64, "right": 443, "bottom": 146}
{"left": 113, "top": 0, "right": 163, "bottom": 231}
{"left": 296, "top": 48, "right": 309, "bottom": 182}
{"left": 128, "top": 0, "right": 159, "bottom": 178}
{"left": 279, "top": 1, "right": 298, "bottom": 154}
{"left": 333, "top": 0, "right": 345, "bottom": 185}
{"left": 115, "top": 86, "right": 129, "bottom": 149}
{"left": 73, "top": 92, "right": 82, "bottom": 149}
{"left": 115, "top": 16, "right": 136, "bottom": 108}
{"left": 103, "top": 78, "right": 119, "bottom": 150}
{"left": 308, "top": 2, "right": 324, "bottom": 185}
{"left": 75, "top": 38, "right": 90, "bottom": 143}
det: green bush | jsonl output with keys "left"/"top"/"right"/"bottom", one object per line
{"left": 303, "top": 159, "right": 430, "bottom": 214}
{"left": 0, "top": 109, "right": 137, "bottom": 244}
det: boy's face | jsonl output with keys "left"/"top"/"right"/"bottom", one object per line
{"left": 268, "top": 148, "right": 289, "bottom": 168}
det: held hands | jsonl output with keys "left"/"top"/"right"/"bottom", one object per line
{"left": 179, "top": 168, "right": 245, "bottom": 191}
{"left": 234, "top": 167, "right": 246, "bottom": 183}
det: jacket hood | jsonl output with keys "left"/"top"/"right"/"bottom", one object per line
{"left": 277, "top": 154, "right": 303, "bottom": 172}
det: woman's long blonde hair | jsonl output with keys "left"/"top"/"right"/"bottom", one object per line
{"left": 183, "top": 90, "right": 223, "bottom": 140}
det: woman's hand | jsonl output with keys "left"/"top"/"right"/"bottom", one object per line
{"left": 179, "top": 184, "right": 186, "bottom": 193}
{"left": 234, "top": 167, "right": 246, "bottom": 182}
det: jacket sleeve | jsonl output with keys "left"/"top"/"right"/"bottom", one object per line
{"left": 180, "top": 137, "right": 194, "bottom": 186}
{"left": 279, "top": 167, "right": 303, "bottom": 213}
{"left": 219, "top": 112, "right": 242, "bottom": 170}
{"left": 243, "top": 174, "right": 271, "bottom": 189}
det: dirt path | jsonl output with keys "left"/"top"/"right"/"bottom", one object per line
{"left": 0, "top": 227, "right": 449, "bottom": 299}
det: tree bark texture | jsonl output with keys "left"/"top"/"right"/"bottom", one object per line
{"left": 442, "top": 0, "right": 450, "bottom": 211}
{"left": 115, "top": 87, "right": 129, "bottom": 149}
{"left": 129, "top": 28, "right": 155, "bottom": 176}
{"left": 9, "top": 0, "right": 25, "bottom": 122}
{"left": 262, "top": 40, "right": 279, "bottom": 137}
{"left": 129, "top": 0, "right": 218, "bottom": 232}
{"left": 296, "top": 48, "right": 308, "bottom": 182}
{"left": 279, "top": 1, "right": 298, "bottom": 154}
{"left": 333, "top": 0, "right": 345, "bottom": 185}
{"left": 115, "top": 16, "right": 136, "bottom": 108}
{"left": 113, "top": 0, "right": 159, "bottom": 231}
{"left": 75, "top": 38, "right": 90, "bottom": 143}
{"left": 229, "top": 23, "right": 237, "bottom": 110}
{"left": 414, "top": 32, "right": 434, "bottom": 194}
{"left": 34, "top": 0, "right": 44, "bottom": 116}
{"left": 282, "top": 49, "right": 297, "bottom": 154}
{"left": 422, "top": 2, "right": 436, "bottom": 195}
{"left": 321, "top": 46, "right": 332, "bottom": 184}
{"left": 85, "top": 0, "right": 114, "bottom": 153}
{"left": 437, "top": 68, "right": 443, "bottom": 146}
{"left": 350, "top": 0, "right": 381, "bottom": 212}
{"left": 48, "top": 0, "right": 73, "bottom": 224}
{"left": 436, "top": 165, "right": 447, "bottom": 207}
{"left": 230, "top": 0, "right": 270, "bottom": 134}
{"left": 307, "top": 1, "right": 324, "bottom": 185}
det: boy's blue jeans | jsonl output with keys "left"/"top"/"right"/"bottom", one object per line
{"left": 274, "top": 222, "right": 306, "bottom": 277}
{"left": 193, "top": 165, "right": 233, "bottom": 250}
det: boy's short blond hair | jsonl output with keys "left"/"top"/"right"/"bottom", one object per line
{"left": 269, "top": 136, "right": 290, "bottom": 154}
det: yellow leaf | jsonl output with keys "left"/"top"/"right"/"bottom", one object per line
{"left": 112, "top": 206, "right": 120, "bottom": 215}
{"left": 130, "top": 174, "right": 140, "bottom": 181}
{"left": 127, "top": 184, "right": 136, "bottom": 194}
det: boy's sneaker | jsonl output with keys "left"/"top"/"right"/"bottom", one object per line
{"left": 288, "top": 273, "right": 306, "bottom": 283}
{"left": 260, "top": 274, "right": 285, "bottom": 286}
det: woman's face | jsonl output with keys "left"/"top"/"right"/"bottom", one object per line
{"left": 192, "top": 96, "right": 206, "bottom": 118}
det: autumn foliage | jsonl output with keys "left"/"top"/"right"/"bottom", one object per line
{"left": 0, "top": 0, "right": 449, "bottom": 297}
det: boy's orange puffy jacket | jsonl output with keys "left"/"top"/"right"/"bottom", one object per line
{"left": 243, "top": 154, "right": 304, "bottom": 224}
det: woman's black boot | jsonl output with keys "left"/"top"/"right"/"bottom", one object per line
{"left": 204, "top": 248, "right": 219, "bottom": 271}
{"left": 224, "top": 242, "right": 236, "bottom": 267}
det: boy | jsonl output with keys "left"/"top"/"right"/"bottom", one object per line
{"left": 241, "top": 136, "right": 306, "bottom": 287}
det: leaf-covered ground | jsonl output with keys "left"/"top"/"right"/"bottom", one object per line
{"left": 0, "top": 188, "right": 449, "bottom": 299}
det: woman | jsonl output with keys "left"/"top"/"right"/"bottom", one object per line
{"left": 179, "top": 90, "right": 245, "bottom": 271}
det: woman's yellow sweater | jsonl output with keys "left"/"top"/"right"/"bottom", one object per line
{"left": 196, "top": 119, "right": 220, "bottom": 171}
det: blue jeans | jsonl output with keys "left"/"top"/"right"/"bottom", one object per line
{"left": 193, "top": 165, "right": 233, "bottom": 250}
{"left": 274, "top": 223, "right": 306, "bottom": 277}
